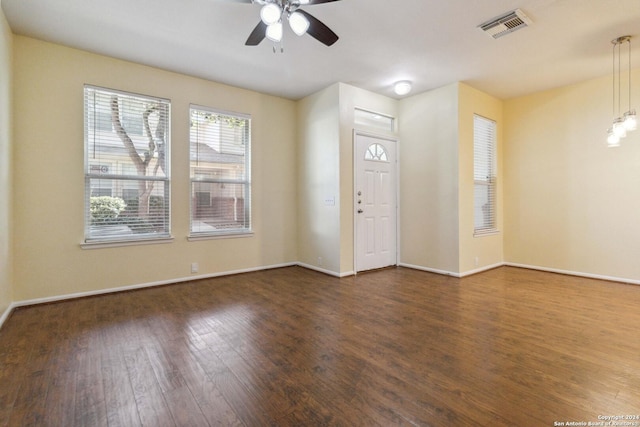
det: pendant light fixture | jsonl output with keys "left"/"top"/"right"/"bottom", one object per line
{"left": 623, "top": 37, "right": 637, "bottom": 131}
{"left": 607, "top": 36, "right": 636, "bottom": 147}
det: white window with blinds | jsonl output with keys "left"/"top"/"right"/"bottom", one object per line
{"left": 84, "top": 86, "right": 171, "bottom": 244}
{"left": 189, "top": 105, "right": 251, "bottom": 237}
{"left": 473, "top": 114, "right": 497, "bottom": 235}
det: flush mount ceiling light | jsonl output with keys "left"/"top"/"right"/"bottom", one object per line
{"left": 393, "top": 81, "right": 412, "bottom": 96}
{"left": 223, "top": 0, "right": 341, "bottom": 48}
{"left": 607, "top": 35, "right": 637, "bottom": 148}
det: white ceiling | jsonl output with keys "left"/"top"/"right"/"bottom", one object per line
{"left": 2, "top": 0, "right": 640, "bottom": 100}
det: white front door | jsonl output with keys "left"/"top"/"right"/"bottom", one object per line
{"left": 355, "top": 133, "right": 397, "bottom": 272}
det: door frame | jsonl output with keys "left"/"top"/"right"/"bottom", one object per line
{"left": 353, "top": 130, "right": 400, "bottom": 273}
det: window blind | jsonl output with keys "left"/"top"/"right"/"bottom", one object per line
{"left": 189, "top": 105, "right": 251, "bottom": 236}
{"left": 473, "top": 114, "right": 497, "bottom": 234}
{"left": 84, "top": 86, "right": 171, "bottom": 242}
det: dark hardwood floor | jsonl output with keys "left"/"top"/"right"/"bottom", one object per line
{"left": 1, "top": 266, "right": 639, "bottom": 426}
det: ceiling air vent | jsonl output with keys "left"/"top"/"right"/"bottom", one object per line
{"left": 478, "top": 9, "right": 532, "bottom": 39}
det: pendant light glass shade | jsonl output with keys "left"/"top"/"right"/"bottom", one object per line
{"left": 266, "top": 22, "right": 283, "bottom": 42}
{"left": 289, "top": 11, "right": 310, "bottom": 36}
{"left": 607, "top": 36, "right": 636, "bottom": 146}
{"left": 260, "top": 3, "right": 282, "bottom": 25}
{"left": 607, "top": 128, "right": 621, "bottom": 147}
{"left": 612, "top": 117, "right": 627, "bottom": 138}
{"left": 623, "top": 109, "right": 637, "bottom": 131}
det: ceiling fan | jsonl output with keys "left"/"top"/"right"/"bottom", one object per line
{"left": 223, "top": 0, "right": 341, "bottom": 47}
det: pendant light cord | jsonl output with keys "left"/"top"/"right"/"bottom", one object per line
{"left": 613, "top": 42, "right": 616, "bottom": 120}
{"left": 628, "top": 38, "right": 632, "bottom": 111}
{"left": 618, "top": 41, "right": 622, "bottom": 118}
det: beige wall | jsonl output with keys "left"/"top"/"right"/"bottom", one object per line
{"left": 458, "top": 83, "right": 504, "bottom": 273}
{"left": 0, "top": 4, "right": 13, "bottom": 315}
{"left": 296, "top": 84, "right": 341, "bottom": 274}
{"left": 12, "top": 36, "right": 298, "bottom": 301}
{"left": 7, "top": 28, "right": 640, "bottom": 307}
{"left": 504, "top": 70, "right": 640, "bottom": 281}
{"left": 398, "top": 83, "right": 460, "bottom": 273}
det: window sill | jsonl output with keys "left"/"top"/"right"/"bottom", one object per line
{"left": 474, "top": 230, "right": 500, "bottom": 238}
{"left": 81, "top": 236, "right": 174, "bottom": 249}
{"left": 188, "top": 231, "right": 254, "bottom": 241}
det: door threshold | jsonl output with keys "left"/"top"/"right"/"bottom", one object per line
{"left": 356, "top": 265, "right": 398, "bottom": 275}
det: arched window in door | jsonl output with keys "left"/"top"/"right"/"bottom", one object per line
{"left": 364, "top": 143, "right": 389, "bottom": 162}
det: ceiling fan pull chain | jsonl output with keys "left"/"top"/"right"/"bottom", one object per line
{"left": 272, "top": 39, "right": 284, "bottom": 53}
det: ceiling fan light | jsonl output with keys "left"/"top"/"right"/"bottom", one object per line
{"left": 260, "top": 3, "right": 281, "bottom": 25}
{"left": 266, "top": 22, "right": 283, "bottom": 42}
{"left": 298, "top": 0, "right": 311, "bottom": 4}
{"left": 607, "top": 128, "right": 621, "bottom": 147}
{"left": 289, "top": 11, "right": 310, "bottom": 36}
{"left": 623, "top": 109, "right": 637, "bottom": 131}
{"left": 393, "top": 81, "right": 412, "bottom": 96}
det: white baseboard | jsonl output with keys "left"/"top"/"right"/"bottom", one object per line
{"left": 398, "top": 263, "right": 463, "bottom": 277}
{"left": 11, "top": 262, "right": 298, "bottom": 310}
{"left": 504, "top": 262, "right": 640, "bottom": 286}
{"left": 400, "top": 261, "right": 640, "bottom": 285}
{"left": 0, "top": 302, "right": 17, "bottom": 330}
{"left": 296, "top": 262, "right": 354, "bottom": 278}
{"left": 459, "top": 262, "right": 505, "bottom": 277}
{"left": 4, "top": 261, "right": 637, "bottom": 329}
{"left": 398, "top": 262, "right": 504, "bottom": 278}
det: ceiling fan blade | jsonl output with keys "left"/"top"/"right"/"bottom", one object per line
{"left": 245, "top": 21, "right": 267, "bottom": 46}
{"left": 305, "top": 0, "right": 342, "bottom": 4}
{"left": 297, "top": 10, "right": 339, "bottom": 46}
{"left": 214, "top": 0, "right": 253, "bottom": 3}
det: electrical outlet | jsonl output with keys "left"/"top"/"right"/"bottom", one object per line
{"left": 317, "top": 257, "right": 323, "bottom": 267}
{"left": 191, "top": 262, "right": 199, "bottom": 273}
{"left": 474, "top": 257, "right": 479, "bottom": 267}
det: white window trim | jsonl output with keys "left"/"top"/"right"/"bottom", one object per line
{"left": 187, "top": 232, "right": 254, "bottom": 242}
{"left": 81, "top": 236, "right": 174, "bottom": 249}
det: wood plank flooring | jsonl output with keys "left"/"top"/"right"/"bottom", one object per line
{"left": 1, "top": 266, "right": 639, "bottom": 426}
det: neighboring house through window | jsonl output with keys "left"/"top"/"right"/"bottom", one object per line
{"left": 84, "top": 86, "right": 171, "bottom": 243}
{"left": 189, "top": 105, "right": 251, "bottom": 237}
